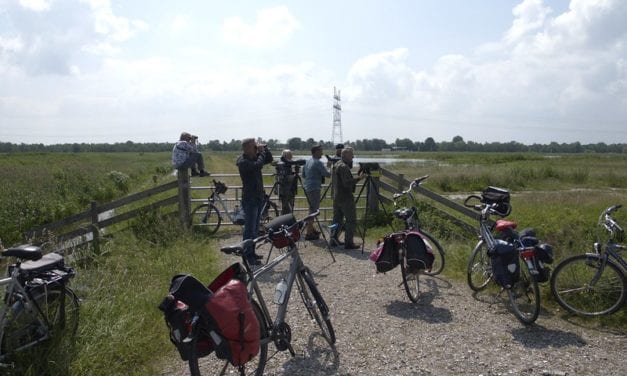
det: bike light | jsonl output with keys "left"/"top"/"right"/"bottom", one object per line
{"left": 520, "top": 248, "right": 536, "bottom": 259}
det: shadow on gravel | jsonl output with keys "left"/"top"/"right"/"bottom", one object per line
{"left": 280, "top": 332, "right": 340, "bottom": 376}
{"left": 385, "top": 278, "right": 453, "bottom": 323}
{"left": 511, "top": 324, "right": 587, "bottom": 348}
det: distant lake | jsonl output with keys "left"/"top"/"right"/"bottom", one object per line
{"left": 292, "top": 155, "right": 440, "bottom": 166}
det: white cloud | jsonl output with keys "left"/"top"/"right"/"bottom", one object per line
{"left": 344, "top": 0, "right": 627, "bottom": 142}
{"left": 171, "top": 14, "right": 190, "bottom": 33}
{"left": 222, "top": 6, "right": 299, "bottom": 48}
{"left": 18, "top": 0, "right": 52, "bottom": 12}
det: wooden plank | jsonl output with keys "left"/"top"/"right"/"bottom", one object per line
{"left": 99, "top": 180, "right": 179, "bottom": 212}
{"left": 28, "top": 210, "right": 92, "bottom": 236}
{"left": 98, "top": 196, "right": 179, "bottom": 228}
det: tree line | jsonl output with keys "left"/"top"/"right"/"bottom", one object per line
{"left": 0, "top": 136, "right": 625, "bottom": 154}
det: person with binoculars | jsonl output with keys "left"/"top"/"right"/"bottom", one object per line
{"left": 171, "top": 132, "right": 210, "bottom": 177}
{"left": 275, "top": 149, "right": 301, "bottom": 215}
{"left": 302, "top": 144, "right": 331, "bottom": 240}
{"left": 237, "top": 138, "right": 273, "bottom": 265}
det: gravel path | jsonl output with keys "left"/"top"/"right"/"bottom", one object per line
{"left": 161, "top": 236, "right": 626, "bottom": 376}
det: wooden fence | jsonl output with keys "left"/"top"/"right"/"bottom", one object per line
{"left": 26, "top": 167, "right": 481, "bottom": 252}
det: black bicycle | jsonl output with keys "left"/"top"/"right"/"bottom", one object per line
{"left": 551, "top": 204, "right": 626, "bottom": 316}
{"left": 464, "top": 192, "right": 542, "bottom": 324}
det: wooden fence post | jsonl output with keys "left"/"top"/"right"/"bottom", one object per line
{"left": 178, "top": 169, "right": 191, "bottom": 228}
{"left": 90, "top": 201, "right": 100, "bottom": 253}
{"left": 397, "top": 173, "right": 405, "bottom": 191}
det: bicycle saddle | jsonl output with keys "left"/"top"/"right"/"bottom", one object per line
{"left": 19, "top": 252, "right": 65, "bottom": 274}
{"left": 221, "top": 239, "right": 255, "bottom": 255}
{"left": 2, "top": 244, "right": 42, "bottom": 261}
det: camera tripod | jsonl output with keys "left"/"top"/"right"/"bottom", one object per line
{"left": 265, "top": 168, "right": 336, "bottom": 262}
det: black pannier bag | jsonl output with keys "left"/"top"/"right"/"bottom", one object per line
{"left": 370, "top": 235, "right": 400, "bottom": 273}
{"left": 159, "top": 275, "right": 213, "bottom": 361}
{"left": 404, "top": 232, "right": 434, "bottom": 273}
{"left": 533, "top": 243, "right": 554, "bottom": 283}
{"left": 488, "top": 240, "right": 519, "bottom": 288}
{"left": 481, "top": 186, "right": 511, "bottom": 215}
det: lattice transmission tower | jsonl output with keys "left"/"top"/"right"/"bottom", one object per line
{"left": 331, "top": 86, "right": 343, "bottom": 146}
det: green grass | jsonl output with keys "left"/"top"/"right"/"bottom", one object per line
{"left": 1, "top": 151, "right": 626, "bottom": 374}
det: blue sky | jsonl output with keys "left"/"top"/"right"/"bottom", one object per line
{"left": 1, "top": 0, "right": 625, "bottom": 145}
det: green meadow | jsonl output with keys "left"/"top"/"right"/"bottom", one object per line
{"left": 0, "top": 150, "right": 625, "bottom": 375}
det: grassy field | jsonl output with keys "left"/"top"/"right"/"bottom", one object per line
{"left": 0, "top": 150, "right": 625, "bottom": 374}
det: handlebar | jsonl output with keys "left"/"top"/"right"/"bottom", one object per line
{"left": 599, "top": 204, "right": 624, "bottom": 238}
{"left": 220, "top": 211, "right": 321, "bottom": 255}
{"left": 393, "top": 175, "right": 430, "bottom": 200}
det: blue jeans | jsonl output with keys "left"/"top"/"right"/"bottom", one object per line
{"left": 242, "top": 197, "right": 262, "bottom": 257}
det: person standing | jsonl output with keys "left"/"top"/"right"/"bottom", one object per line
{"left": 302, "top": 144, "right": 331, "bottom": 240}
{"left": 237, "top": 138, "right": 273, "bottom": 265}
{"left": 276, "top": 149, "right": 297, "bottom": 215}
{"left": 172, "top": 132, "right": 209, "bottom": 177}
{"left": 331, "top": 146, "right": 365, "bottom": 249}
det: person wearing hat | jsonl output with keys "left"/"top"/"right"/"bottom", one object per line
{"left": 237, "top": 138, "right": 273, "bottom": 265}
{"left": 302, "top": 144, "right": 330, "bottom": 240}
{"left": 171, "top": 132, "right": 210, "bottom": 177}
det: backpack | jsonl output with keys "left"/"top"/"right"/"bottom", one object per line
{"left": 404, "top": 232, "right": 435, "bottom": 273}
{"left": 159, "top": 263, "right": 260, "bottom": 366}
{"left": 488, "top": 240, "right": 519, "bottom": 288}
{"left": 370, "top": 234, "right": 400, "bottom": 273}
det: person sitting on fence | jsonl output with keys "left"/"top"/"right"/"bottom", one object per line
{"left": 302, "top": 144, "right": 330, "bottom": 240}
{"left": 172, "top": 132, "right": 210, "bottom": 177}
{"left": 237, "top": 138, "right": 273, "bottom": 266}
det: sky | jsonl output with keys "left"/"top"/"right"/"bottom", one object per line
{"left": 0, "top": 0, "right": 626, "bottom": 145}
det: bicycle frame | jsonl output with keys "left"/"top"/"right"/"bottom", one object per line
{"left": 0, "top": 270, "right": 51, "bottom": 360}
{"left": 246, "top": 243, "right": 306, "bottom": 342}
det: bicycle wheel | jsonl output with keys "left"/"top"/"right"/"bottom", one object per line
{"left": 419, "top": 230, "right": 445, "bottom": 276}
{"left": 298, "top": 267, "right": 336, "bottom": 345}
{"left": 190, "top": 204, "right": 221, "bottom": 235}
{"left": 467, "top": 240, "right": 493, "bottom": 292}
{"left": 1, "top": 286, "right": 80, "bottom": 373}
{"left": 508, "top": 261, "right": 540, "bottom": 325}
{"left": 400, "top": 246, "right": 421, "bottom": 303}
{"left": 188, "top": 300, "right": 268, "bottom": 376}
{"left": 550, "top": 254, "right": 626, "bottom": 316}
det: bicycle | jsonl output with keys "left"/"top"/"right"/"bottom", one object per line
{"left": 464, "top": 192, "right": 541, "bottom": 324}
{"left": 191, "top": 179, "right": 279, "bottom": 235}
{"left": 550, "top": 204, "right": 626, "bottom": 316}
{"left": 0, "top": 244, "right": 80, "bottom": 370}
{"left": 188, "top": 210, "right": 335, "bottom": 375}
{"left": 391, "top": 175, "right": 445, "bottom": 277}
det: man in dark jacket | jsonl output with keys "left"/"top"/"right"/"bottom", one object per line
{"left": 237, "top": 138, "right": 273, "bottom": 265}
{"left": 332, "top": 146, "right": 365, "bottom": 249}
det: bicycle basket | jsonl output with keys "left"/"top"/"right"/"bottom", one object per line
{"left": 481, "top": 186, "right": 511, "bottom": 215}
{"left": 267, "top": 213, "right": 299, "bottom": 248}
{"left": 213, "top": 181, "right": 228, "bottom": 195}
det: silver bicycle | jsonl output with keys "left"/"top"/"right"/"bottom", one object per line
{"left": 187, "top": 210, "right": 335, "bottom": 375}
{"left": 0, "top": 244, "right": 79, "bottom": 371}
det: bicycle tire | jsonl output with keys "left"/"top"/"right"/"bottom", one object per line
{"left": 508, "top": 261, "right": 540, "bottom": 325}
{"left": 1, "top": 286, "right": 79, "bottom": 372}
{"left": 400, "top": 245, "right": 421, "bottom": 303}
{"left": 298, "top": 267, "right": 336, "bottom": 345}
{"left": 419, "top": 230, "right": 445, "bottom": 276}
{"left": 188, "top": 300, "right": 268, "bottom": 376}
{"left": 467, "top": 240, "right": 493, "bottom": 291}
{"left": 550, "top": 254, "right": 626, "bottom": 316}
{"left": 190, "top": 204, "right": 221, "bottom": 235}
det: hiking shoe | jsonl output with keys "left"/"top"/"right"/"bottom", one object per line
{"left": 330, "top": 238, "right": 344, "bottom": 247}
{"left": 344, "top": 243, "right": 361, "bottom": 250}
{"left": 305, "top": 233, "right": 320, "bottom": 241}
{"left": 199, "top": 170, "right": 210, "bottom": 177}
{"left": 191, "top": 170, "right": 201, "bottom": 176}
